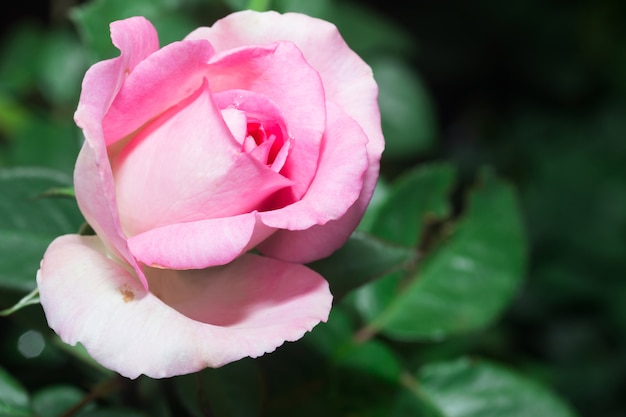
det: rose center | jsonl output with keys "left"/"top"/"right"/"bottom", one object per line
{"left": 242, "top": 119, "right": 290, "bottom": 172}
{"left": 215, "top": 89, "right": 292, "bottom": 174}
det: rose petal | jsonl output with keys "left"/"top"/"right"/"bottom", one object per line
{"left": 111, "top": 81, "right": 292, "bottom": 237}
{"left": 186, "top": 11, "right": 384, "bottom": 263}
{"left": 187, "top": 10, "right": 384, "bottom": 167}
{"left": 74, "top": 136, "right": 149, "bottom": 289}
{"left": 73, "top": 17, "right": 163, "bottom": 289}
{"left": 258, "top": 101, "right": 368, "bottom": 231}
{"left": 127, "top": 212, "right": 268, "bottom": 269}
{"left": 206, "top": 41, "right": 326, "bottom": 198}
{"left": 37, "top": 234, "right": 332, "bottom": 379}
{"left": 77, "top": 17, "right": 159, "bottom": 125}
{"left": 103, "top": 38, "right": 214, "bottom": 145}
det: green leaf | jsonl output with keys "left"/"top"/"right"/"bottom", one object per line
{"left": 174, "top": 359, "right": 262, "bottom": 417}
{"left": 356, "top": 176, "right": 390, "bottom": 232}
{"left": 246, "top": 0, "right": 271, "bottom": 12}
{"left": 31, "top": 386, "right": 86, "bottom": 417}
{"left": 373, "top": 57, "right": 437, "bottom": 159}
{"left": 334, "top": 339, "right": 402, "bottom": 385}
{"left": 8, "top": 116, "right": 80, "bottom": 175}
{"left": 305, "top": 306, "right": 401, "bottom": 384}
{"left": 408, "top": 357, "right": 578, "bottom": 417}
{"left": 0, "top": 93, "right": 30, "bottom": 136}
{"left": 272, "top": 0, "right": 333, "bottom": 17}
{"left": 359, "top": 168, "right": 527, "bottom": 340}
{"left": 308, "top": 231, "right": 415, "bottom": 300}
{"left": 352, "top": 162, "right": 456, "bottom": 327}
{"left": 0, "top": 168, "right": 83, "bottom": 292}
{"left": 370, "top": 162, "right": 456, "bottom": 246}
{"left": 0, "top": 366, "right": 31, "bottom": 417}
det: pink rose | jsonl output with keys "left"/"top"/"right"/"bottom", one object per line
{"left": 37, "top": 10, "right": 383, "bottom": 379}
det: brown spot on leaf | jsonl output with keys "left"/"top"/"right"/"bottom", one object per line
{"left": 119, "top": 285, "right": 135, "bottom": 303}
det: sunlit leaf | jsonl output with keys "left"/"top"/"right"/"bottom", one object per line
{"left": 353, "top": 162, "right": 456, "bottom": 327}
{"left": 358, "top": 168, "right": 526, "bottom": 340}
{"left": 370, "top": 162, "right": 456, "bottom": 246}
{"left": 404, "top": 357, "right": 578, "bottom": 417}
{"left": 334, "top": 339, "right": 402, "bottom": 385}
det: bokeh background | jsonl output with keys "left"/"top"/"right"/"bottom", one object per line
{"left": 1, "top": 0, "right": 625, "bottom": 416}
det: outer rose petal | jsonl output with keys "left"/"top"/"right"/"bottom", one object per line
{"left": 74, "top": 17, "right": 161, "bottom": 289}
{"left": 75, "top": 141, "right": 149, "bottom": 288}
{"left": 37, "top": 235, "right": 332, "bottom": 379}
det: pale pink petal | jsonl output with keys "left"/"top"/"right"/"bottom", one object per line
{"left": 37, "top": 235, "right": 332, "bottom": 379}
{"left": 111, "top": 82, "right": 292, "bottom": 237}
{"left": 74, "top": 146, "right": 147, "bottom": 288}
{"left": 103, "top": 39, "right": 214, "bottom": 145}
{"left": 127, "top": 212, "right": 270, "bottom": 269}
{"left": 73, "top": 17, "right": 161, "bottom": 289}
{"left": 258, "top": 102, "right": 368, "bottom": 231}
{"left": 186, "top": 10, "right": 384, "bottom": 168}
{"left": 206, "top": 41, "right": 326, "bottom": 198}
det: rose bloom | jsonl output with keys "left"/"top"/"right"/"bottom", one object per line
{"left": 37, "top": 10, "right": 383, "bottom": 379}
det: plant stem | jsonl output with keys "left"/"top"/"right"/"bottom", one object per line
{"left": 0, "top": 288, "right": 40, "bottom": 316}
{"left": 59, "top": 376, "right": 121, "bottom": 417}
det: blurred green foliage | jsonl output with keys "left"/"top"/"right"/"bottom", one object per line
{"left": 0, "top": 0, "right": 624, "bottom": 416}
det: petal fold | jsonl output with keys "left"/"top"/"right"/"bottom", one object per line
{"left": 127, "top": 212, "right": 266, "bottom": 269}
{"left": 37, "top": 234, "right": 332, "bottom": 379}
{"left": 103, "top": 38, "right": 214, "bottom": 145}
{"left": 111, "top": 82, "right": 291, "bottom": 237}
{"left": 73, "top": 16, "right": 162, "bottom": 289}
{"left": 259, "top": 102, "right": 368, "bottom": 231}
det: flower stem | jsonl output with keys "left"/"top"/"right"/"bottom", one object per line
{"left": 0, "top": 288, "right": 40, "bottom": 316}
